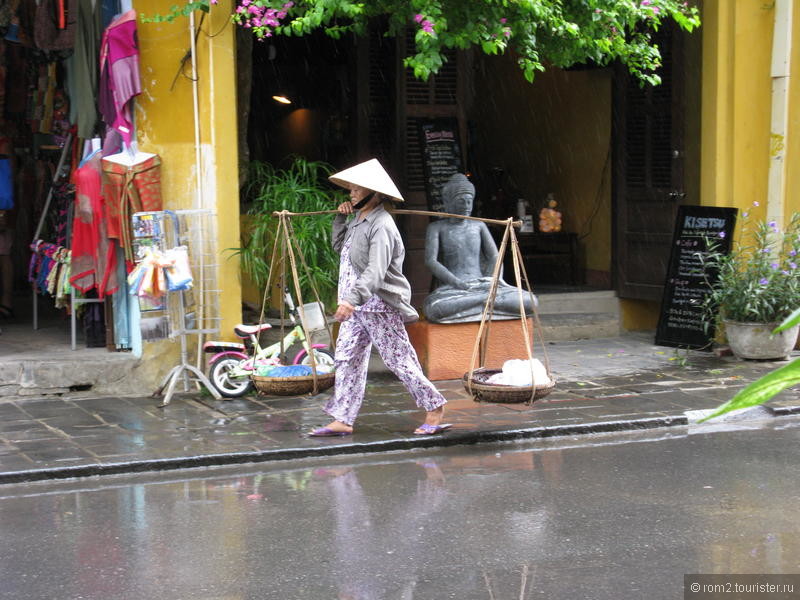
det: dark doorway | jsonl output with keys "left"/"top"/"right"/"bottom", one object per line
{"left": 612, "top": 24, "right": 686, "bottom": 301}
{"left": 247, "top": 31, "right": 356, "bottom": 168}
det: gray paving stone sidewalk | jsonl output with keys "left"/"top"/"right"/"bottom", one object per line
{"left": 1, "top": 333, "right": 798, "bottom": 484}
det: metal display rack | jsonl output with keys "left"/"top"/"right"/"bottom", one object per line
{"left": 131, "top": 209, "right": 222, "bottom": 405}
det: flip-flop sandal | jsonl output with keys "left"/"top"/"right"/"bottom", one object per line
{"left": 413, "top": 423, "right": 453, "bottom": 436}
{"left": 309, "top": 427, "right": 353, "bottom": 437}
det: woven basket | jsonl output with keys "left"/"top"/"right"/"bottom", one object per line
{"left": 252, "top": 372, "right": 335, "bottom": 396}
{"left": 462, "top": 368, "right": 555, "bottom": 403}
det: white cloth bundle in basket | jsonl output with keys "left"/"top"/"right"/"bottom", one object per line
{"left": 487, "top": 358, "right": 551, "bottom": 387}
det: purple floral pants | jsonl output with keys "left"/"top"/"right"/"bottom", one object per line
{"left": 324, "top": 310, "right": 447, "bottom": 426}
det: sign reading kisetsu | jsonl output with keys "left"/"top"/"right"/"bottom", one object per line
{"left": 655, "top": 205, "right": 738, "bottom": 349}
{"left": 419, "top": 119, "right": 463, "bottom": 213}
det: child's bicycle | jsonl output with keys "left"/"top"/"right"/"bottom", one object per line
{"left": 203, "top": 291, "right": 335, "bottom": 398}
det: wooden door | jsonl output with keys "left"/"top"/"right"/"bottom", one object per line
{"left": 357, "top": 24, "right": 468, "bottom": 308}
{"left": 613, "top": 24, "right": 686, "bottom": 301}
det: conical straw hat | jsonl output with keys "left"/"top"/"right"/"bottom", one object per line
{"left": 329, "top": 158, "right": 404, "bottom": 202}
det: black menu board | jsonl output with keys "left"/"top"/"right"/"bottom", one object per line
{"left": 419, "top": 119, "right": 463, "bottom": 212}
{"left": 655, "top": 206, "right": 738, "bottom": 349}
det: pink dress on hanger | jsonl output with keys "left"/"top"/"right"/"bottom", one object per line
{"left": 98, "top": 10, "right": 140, "bottom": 146}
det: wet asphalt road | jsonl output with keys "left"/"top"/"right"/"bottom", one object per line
{"left": 1, "top": 417, "right": 799, "bottom": 600}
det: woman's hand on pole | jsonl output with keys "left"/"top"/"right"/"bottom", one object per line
{"left": 334, "top": 301, "right": 355, "bottom": 322}
{"left": 337, "top": 200, "right": 354, "bottom": 215}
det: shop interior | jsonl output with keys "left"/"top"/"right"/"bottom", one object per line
{"left": 0, "top": 0, "right": 155, "bottom": 354}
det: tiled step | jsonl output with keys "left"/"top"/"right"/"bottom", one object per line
{"left": 536, "top": 290, "right": 620, "bottom": 315}
{"left": 538, "top": 312, "right": 621, "bottom": 341}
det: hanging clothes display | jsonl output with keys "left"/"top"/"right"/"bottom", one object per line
{"left": 68, "top": 0, "right": 102, "bottom": 139}
{"left": 1, "top": 0, "right": 145, "bottom": 352}
{"left": 98, "top": 10, "right": 139, "bottom": 147}
{"left": 70, "top": 151, "right": 118, "bottom": 297}
{"left": 101, "top": 153, "right": 162, "bottom": 267}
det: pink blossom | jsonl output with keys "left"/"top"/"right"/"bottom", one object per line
{"left": 753, "top": 201, "right": 760, "bottom": 207}
{"left": 652, "top": 6, "right": 661, "bottom": 13}
{"left": 641, "top": 0, "right": 651, "bottom": 5}
{"left": 283, "top": 1, "right": 294, "bottom": 7}
{"left": 595, "top": 8, "right": 602, "bottom": 12}
{"left": 414, "top": 14, "right": 424, "bottom": 23}
{"left": 422, "top": 20, "right": 435, "bottom": 33}
{"left": 500, "top": 18, "right": 507, "bottom": 24}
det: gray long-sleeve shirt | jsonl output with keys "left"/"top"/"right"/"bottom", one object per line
{"left": 332, "top": 202, "right": 419, "bottom": 323}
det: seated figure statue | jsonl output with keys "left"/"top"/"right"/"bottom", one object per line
{"left": 423, "top": 173, "right": 537, "bottom": 323}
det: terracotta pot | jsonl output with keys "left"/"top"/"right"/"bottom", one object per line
{"left": 723, "top": 320, "right": 800, "bottom": 360}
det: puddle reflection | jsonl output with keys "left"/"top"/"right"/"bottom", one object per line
{"left": 2, "top": 425, "right": 800, "bottom": 598}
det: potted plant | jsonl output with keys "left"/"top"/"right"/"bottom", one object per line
{"left": 700, "top": 207, "right": 800, "bottom": 360}
{"left": 232, "top": 157, "right": 346, "bottom": 311}
{"left": 698, "top": 308, "right": 800, "bottom": 422}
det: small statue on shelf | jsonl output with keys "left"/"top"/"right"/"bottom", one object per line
{"left": 538, "top": 194, "right": 562, "bottom": 233}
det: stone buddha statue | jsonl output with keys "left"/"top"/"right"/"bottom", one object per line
{"left": 423, "top": 173, "right": 537, "bottom": 324}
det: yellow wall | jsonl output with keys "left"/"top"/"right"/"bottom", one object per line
{"left": 134, "top": 0, "right": 242, "bottom": 379}
{"left": 701, "top": 0, "right": 800, "bottom": 221}
{"left": 625, "top": 0, "right": 800, "bottom": 332}
{"left": 472, "top": 55, "right": 613, "bottom": 280}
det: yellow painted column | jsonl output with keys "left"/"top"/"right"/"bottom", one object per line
{"left": 700, "top": 1, "right": 794, "bottom": 222}
{"left": 784, "top": 3, "right": 800, "bottom": 218}
{"left": 196, "top": 1, "right": 243, "bottom": 341}
{"left": 133, "top": 0, "right": 242, "bottom": 376}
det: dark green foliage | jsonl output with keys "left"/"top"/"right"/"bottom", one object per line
{"left": 232, "top": 157, "right": 346, "bottom": 311}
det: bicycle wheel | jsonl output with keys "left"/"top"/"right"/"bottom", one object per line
{"left": 299, "top": 348, "right": 335, "bottom": 369}
{"left": 208, "top": 355, "right": 254, "bottom": 398}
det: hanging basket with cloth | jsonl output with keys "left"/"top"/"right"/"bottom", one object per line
{"left": 462, "top": 218, "right": 556, "bottom": 404}
{"left": 250, "top": 210, "right": 336, "bottom": 397}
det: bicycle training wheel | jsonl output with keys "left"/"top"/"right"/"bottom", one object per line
{"left": 299, "top": 348, "right": 335, "bottom": 369}
{"left": 208, "top": 355, "right": 254, "bottom": 398}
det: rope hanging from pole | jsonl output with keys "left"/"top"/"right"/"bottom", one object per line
{"left": 270, "top": 206, "right": 552, "bottom": 402}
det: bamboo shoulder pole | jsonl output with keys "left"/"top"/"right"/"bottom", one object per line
{"left": 271, "top": 208, "right": 522, "bottom": 228}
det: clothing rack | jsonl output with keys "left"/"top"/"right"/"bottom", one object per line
{"left": 29, "top": 133, "right": 108, "bottom": 349}
{"left": 135, "top": 209, "right": 222, "bottom": 405}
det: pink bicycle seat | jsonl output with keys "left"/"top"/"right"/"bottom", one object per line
{"left": 234, "top": 323, "right": 273, "bottom": 338}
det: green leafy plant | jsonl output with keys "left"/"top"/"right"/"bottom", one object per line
{"left": 232, "top": 157, "right": 345, "bottom": 310}
{"left": 698, "top": 308, "right": 800, "bottom": 423}
{"left": 143, "top": 0, "right": 700, "bottom": 85}
{"left": 700, "top": 209, "right": 800, "bottom": 330}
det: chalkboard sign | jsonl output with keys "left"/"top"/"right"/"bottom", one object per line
{"left": 419, "top": 119, "right": 463, "bottom": 212}
{"left": 655, "top": 206, "right": 738, "bottom": 349}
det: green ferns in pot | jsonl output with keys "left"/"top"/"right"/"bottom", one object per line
{"left": 234, "top": 157, "right": 346, "bottom": 311}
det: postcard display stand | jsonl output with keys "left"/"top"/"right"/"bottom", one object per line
{"left": 131, "top": 209, "right": 222, "bottom": 405}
